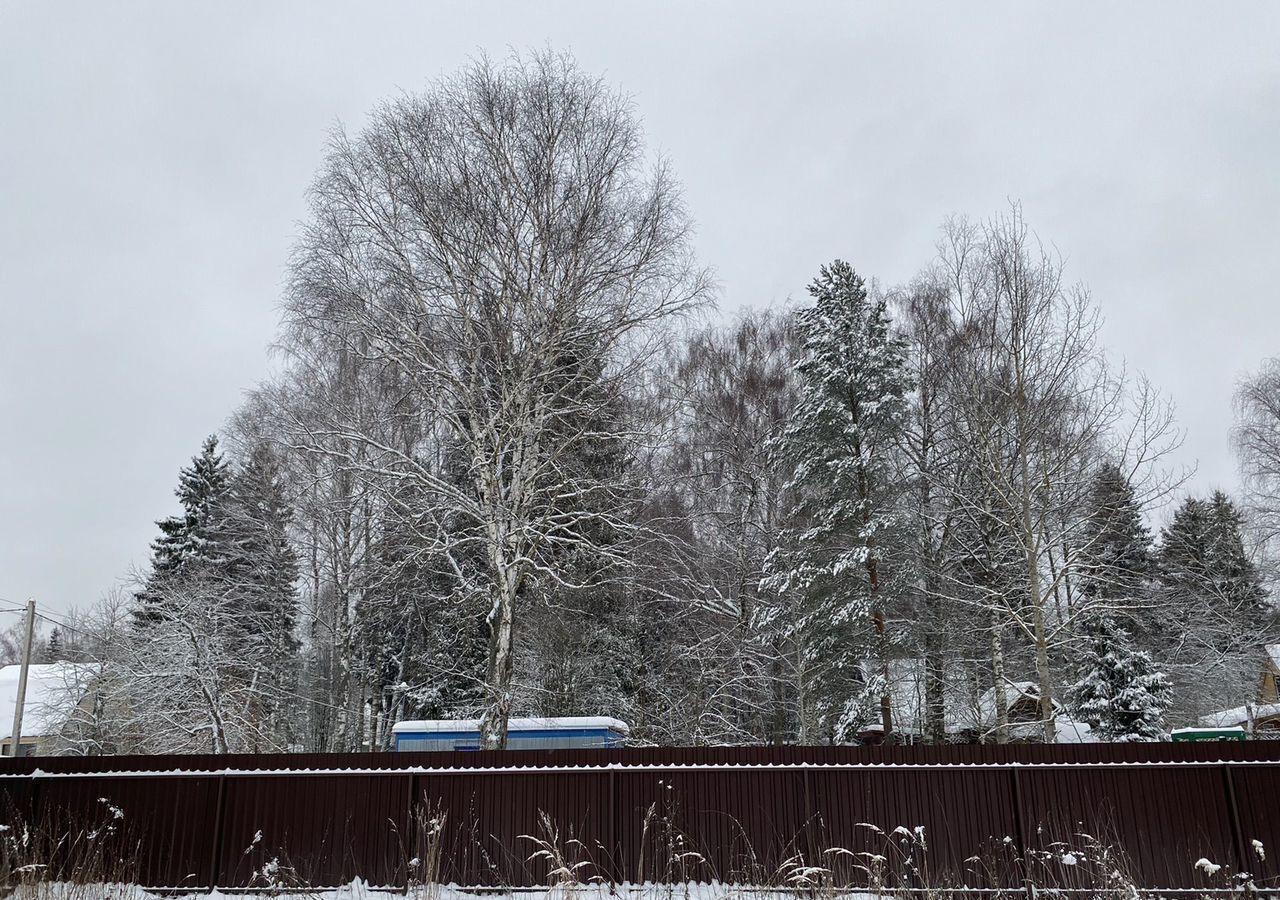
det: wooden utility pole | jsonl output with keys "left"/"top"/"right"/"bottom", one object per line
{"left": 7, "top": 599, "right": 36, "bottom": 757}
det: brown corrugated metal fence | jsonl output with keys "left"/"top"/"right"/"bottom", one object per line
{"left": 0, "top": 744, "right": 1276, "bottom": 891}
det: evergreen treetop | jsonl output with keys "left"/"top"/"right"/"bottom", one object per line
{"left": 1079, "top": 462, "right": 1152, "bottom": 600}
{"left": 772, "top": 260, "right": 912, "bottom": 582}
{"left": 215, "top": 443, "right": 300, "bottom": 653}
{"left": 1158, "top": 491, "right": 1267, "bottom": 612}
{"left": 136, "top": 435, "right": 232, "bottom": 622}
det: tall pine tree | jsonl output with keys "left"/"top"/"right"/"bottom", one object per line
{"left": 216, "top": 444, "right": 300, "bottom": 652}
{"left": 763, "top": 260, "right": 912, "bottom": 742}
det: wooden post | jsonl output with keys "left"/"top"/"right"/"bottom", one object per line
{"left": 608, "top": 767, "right": 618, "bottom": 889}
{"left": 7, "top": 600, "right": 37, "bottom": 757}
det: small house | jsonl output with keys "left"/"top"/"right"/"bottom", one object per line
{"left": 1262, "top": 643, "right": 1280, "bottom": 703}
{"left": 950, "top": 679, "right": 1093, "bottom": 743}
{"left": 851, "top": 663, "right": 1093, "bottom": 744}
{"left": 1196, "top": 644, "right": 1280, "bottom": 737}
{"left": 0, "top": 662, "right": 99, "bottom": 757}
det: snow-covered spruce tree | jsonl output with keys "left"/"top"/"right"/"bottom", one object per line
{"left": 1078, "top": 463, "right": 1152, "bottom": 602}
{"left": 1205, "top": 491, "right": 1270, "bottom": 613}
{"left": 360, "top": 476, "right": 491, "bottom": 744}
{"left": 1067, "top": 614, "right": 1170, "bottom": 741}
{"left": 1158, "top": 493, "right": 1269, "bottom": 621}
{"left": 135, "top": 435, "right": 232, "bottom": 625}
{"left": 213, "top": 443, "right": 302, "bottom": 748}
{"left": 1155, "top": 491, "right": 1273, "bottom": 719}
{"left": 763, "top": 260, "right": 911, "bottom": 742}
{"left": 516, "top": 343, "right": 650, "bottom": 726}
{"left": 218, "top": 445, "right": 300, "bottom": 644}
{"left": 123, "top": 438, "right": 304, "bottom": 751}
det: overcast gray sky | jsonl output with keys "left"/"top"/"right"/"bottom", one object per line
{"left": 2, "top": 2, "right": 1278, "bottom": 617}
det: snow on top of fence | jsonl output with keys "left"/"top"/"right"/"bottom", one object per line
{"left": 1, "top": 758, "right": 1276, "bottom": 779}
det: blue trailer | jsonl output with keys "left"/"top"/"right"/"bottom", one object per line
{"left": 392, "top": 716, "right": 630, "bottom": 751}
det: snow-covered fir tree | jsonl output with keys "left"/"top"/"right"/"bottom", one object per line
{"left": 1204, "top": 491, "right": 1270, "bottom": 613}
{"left": 215, "top": 444, "right": 300, "bottom": 652}
{"left": 1067, "top": 615, "right": 1171, "bottom": 741}
{"left": 136, "top": 435, "right": 232, "bottom": 624}
{"left": 1078, "top": 463, "right": 1152, "bottom": 601}
{"left": 360, "top": 480, "right": 491, "bottom": 742}
{"left": 517, "top": 342, "right": 650, "bottom": 725}
{"left": 215, "top": 443, "right": 302, "bottom": 747}
{"left": 117, "top": 436, "right": 305, "bottom": 751}
{"left": 763, "top": 260, "right": 912, "bottom": 742}
{"left": 1156, "top": 491, "right": 1272, "bottom": 719}
{"left": 1159, "top": 492, "right": 1268, "bottom": 614}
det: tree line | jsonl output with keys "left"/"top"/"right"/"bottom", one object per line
{"left": 39, "top": 52, "right": 1280, "bottom": 752}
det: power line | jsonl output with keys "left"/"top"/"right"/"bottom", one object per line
{"left": 0, "top": 598, "right": 95, "bottom": 640}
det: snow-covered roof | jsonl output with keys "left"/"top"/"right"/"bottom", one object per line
{"left": 392, "top": 716, "right": 630, "bottom": 735}
{"left": 0, "top": 663, "right": 97, "bottom": 740}
{"left": 974, "top": 680, "right": 1061, "bottom": 723}
{"left": 848, "top": 665, "right": 1067, "bottom": 738}
{"left": 1267, "top": 644, "right": 1280, "bottom": 673}
{"left": 1171, "top": 726, "right": 1247, "bottom": 738}
{"left": 1054, "top": 716, "right": 1098, "bottom": 744}
{"left": 1197, "top": 702, "right": 1280, "bottom": 728}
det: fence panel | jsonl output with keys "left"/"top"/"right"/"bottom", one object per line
{"left": 30, "top": 774, "right": 220, "bottom": 888}
{"left": 2, "top": 745, "right": 1278, "bottom": 890}
{"left": 612, "top": 767, "right": 810, "bottom": 884}
{"left": 1016, "top": 764, "right": 1238, "bottom": 889}
{"left": 807, "top": 766, "right": 1020, "bottom": 889}
{"left": 1225, "top": 763, "right": 1280, "bottom": 875}
{"left": 415, "top": 770, "right": 612, "bottom": 886}
{"left": 214, "top": 773, "right": 409, "bottom": 888}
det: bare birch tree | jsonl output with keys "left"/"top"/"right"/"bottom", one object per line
{"left": 934, "top": 206, "right": 1184, "bottom": 741}
{"left": 895, "top": 279, "right": 971, "bottom": 742}
{"left": 1235, "top": 358, "right": 1280, "bottom": 585}
{"left": 282, "top": 52, "right": 709, "bottom": 748}
{"left": 662, "top": 310, "right": 802, "bottom": 741}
